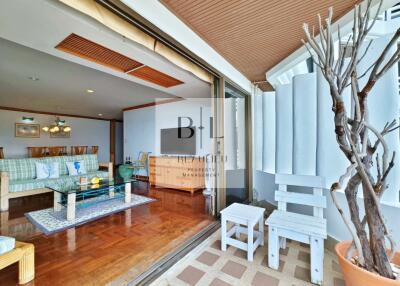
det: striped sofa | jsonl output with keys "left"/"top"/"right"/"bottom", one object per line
{"left": 0, "top": 154, "right": 113, "bottom": 211}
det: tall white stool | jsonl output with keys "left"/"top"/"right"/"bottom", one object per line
{"left": 220, "top": 203, "right": 265, "bottom": 261}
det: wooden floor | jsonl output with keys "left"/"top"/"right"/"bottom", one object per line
{"left": 0, "top": 182, "right": 214, "bottom": 286}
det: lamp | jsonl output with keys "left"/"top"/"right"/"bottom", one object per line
{"left": 42, "top": 117, "right": 71, "bottom": 134}
{"left": 22, "top": 117, "right": 34, "bottom": 123}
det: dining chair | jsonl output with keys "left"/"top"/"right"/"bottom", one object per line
{"left": 71, "top": 146, "right": 88, "bottom": 155}
{"left": 47, "top": 146, "right": 65, "bottom": 157}
{"left": 0, "top": 147, "right": 4, "bottom": 159}
{"left": 27, "top": 147, "right": 46, "bottom": 158}
{"left": 91, "top": 146, "right": 99, "bottom": 154}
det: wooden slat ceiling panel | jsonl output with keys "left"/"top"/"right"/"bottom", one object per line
{"left": 128, "top": 66, "right": 184, "bottom": 88}
{"left": 56, "top": 33, "right": 184, "bottom": 88}
{"left": 56, "top": 33, "right": 143, "bottom": 72}
{"left": 162, "top": 0, "right": 359, "bottom": 90}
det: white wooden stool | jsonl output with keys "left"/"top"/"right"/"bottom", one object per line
{"left": 220, "top": 203, "right": 265, "bottom": 261}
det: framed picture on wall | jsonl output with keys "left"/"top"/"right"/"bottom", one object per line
{"left": 50, "top": 130, "right": 71, "bottom": 138}
{"left": 15, "top": 123, "right": 40, "bottom": 138}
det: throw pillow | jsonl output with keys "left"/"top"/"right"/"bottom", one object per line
{"left": 66, "top": 160, "right": 87, "bottom": 176}
{"left": 35, "top": 162, "right": 60, "bottom": 179}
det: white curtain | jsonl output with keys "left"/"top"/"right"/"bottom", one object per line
{"left": 262, "top": 92, "right": 276, "bottom": 173}
{"left": 253, "top": 90, "right": 263, "bottom": 171}
{"left": 224, "top": 98, "right": 237, "bottom": 170}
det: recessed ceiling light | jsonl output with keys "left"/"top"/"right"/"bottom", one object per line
{"left": 86, "top": 89, "right": 95, "bottom": 93}
{"left": 28, "top": 76, "right": 39, "bottom": 81}
{"left": 98, "top": 113, "right": 103, "bottom": 117}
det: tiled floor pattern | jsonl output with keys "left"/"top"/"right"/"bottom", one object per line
{"left": 150, "top": 229, "right": 345, "bottom": 286}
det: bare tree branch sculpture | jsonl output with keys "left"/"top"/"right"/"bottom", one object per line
{"left": 302, "top": 0, "right": 400, "bottom": 279}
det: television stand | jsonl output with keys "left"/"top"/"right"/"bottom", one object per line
{"left": 149, "top": 156, "right": 205, "bottom": 194}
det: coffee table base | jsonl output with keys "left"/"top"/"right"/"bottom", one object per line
{"left": 53, "top": 181, "right": 133, "bottom": 221}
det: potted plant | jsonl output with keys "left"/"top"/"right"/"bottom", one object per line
{"left": 302, "top": 0, "right": 400, "bottom": 284}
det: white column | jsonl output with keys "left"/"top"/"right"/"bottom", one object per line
{"left": 262, "top": 91, "right": 276, "bottom": 173}
{"left": 293, "top": 73, "right": 317, "bottom": 176}
{"left": 275, "top": 83, "right": 293, "bottom": 174}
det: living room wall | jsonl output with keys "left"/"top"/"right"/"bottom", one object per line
{"left": 123, "top": 99, "right": 212, "bottom": 175}
{"left": 0, "top": 109, "right": 110, "bottom": 162}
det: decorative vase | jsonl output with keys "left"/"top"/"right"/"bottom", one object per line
{"left": 118, "top": 164, "right": 133, "bottom": 181}
{"left": 335, "top": 241, "right": 400, "bottom": 286}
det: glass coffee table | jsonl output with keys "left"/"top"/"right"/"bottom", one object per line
{"left": 47, "top": 178, "right": 134, "bottom": 221}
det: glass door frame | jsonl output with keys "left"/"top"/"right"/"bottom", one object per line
{"left": 212, "top": 78, "right": 253, "bottom": 214}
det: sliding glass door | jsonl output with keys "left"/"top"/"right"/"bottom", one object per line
{"left": 224, "top": 82, "right": 250, "bottom": 206}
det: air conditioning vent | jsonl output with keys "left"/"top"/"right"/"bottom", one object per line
{"left": 56, "top": 33, "right": 143, "bottom": 72}
{"left": 56, "top": 33, "right": 184, "bottom": 88}
{"left": 128, "top": 66, "right": 184, "bottom": 88}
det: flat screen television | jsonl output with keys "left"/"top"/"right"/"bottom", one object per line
{"left": 160, "top": 127, "right": 196, "bottom": 155}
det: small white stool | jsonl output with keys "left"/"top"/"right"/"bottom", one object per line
{"left": 220, "top": 203, "right": 265, "bottom": 261}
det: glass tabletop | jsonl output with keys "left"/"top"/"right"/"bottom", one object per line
{"left": 46, "top": 177, "right": 134, "bottom": 194}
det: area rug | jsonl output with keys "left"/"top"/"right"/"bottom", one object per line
{"left": 25, "top": 194, "right": 155, "bottom": 235}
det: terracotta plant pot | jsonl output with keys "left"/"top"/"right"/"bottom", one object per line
{"left": 335, "top": 241, "right": 400, "bottom": 286}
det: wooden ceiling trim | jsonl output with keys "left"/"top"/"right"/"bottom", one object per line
{"left": 128, "top": 66, "right": 184, "bottom": 88}
{"left": 123, "top": 97, "right": 184, "bottom": 111}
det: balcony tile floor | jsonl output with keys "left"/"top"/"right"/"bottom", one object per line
{"left": 150, "top": 229, "right": 345, "bottom": 286}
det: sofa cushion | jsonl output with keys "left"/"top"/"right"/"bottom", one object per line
{"left": 66, "top": 160, "right": 87, "bottom": 176}
{"left": 0, "top": 158, "right": 37, "bottom": 181}
{"left": 8, "top": 171, "right": 109, "bottom": 193}
{"left": 0, "top": 154, "right": 101, "bottom": 182}
{"left": 0, "top": 236, "right": 15, "bottom": 255}
{"left": 41, "top": 154, "right": 99, "bottom": 176}
{"left": 35, "top": 162, "right": 60, "bottom": 179}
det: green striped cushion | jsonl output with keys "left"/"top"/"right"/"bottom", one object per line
{"left": 0, "top": 158, "right": 37, "bottom": 181}
{"left": 8, "top": 171, "right": 109, "bottom": 193}
{"left": 0, "top": 154, "right": 100, "bottom": 181}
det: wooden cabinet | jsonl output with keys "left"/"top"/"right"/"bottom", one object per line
{"left": 149, "top": 156, "right": 205, "bottom": 194}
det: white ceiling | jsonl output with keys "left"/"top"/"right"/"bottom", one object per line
{"left": 0, "top": 0, "right": 211, "bottom": 120}
{"left": 0, "top": 38, "right": 174, "bottom": 120}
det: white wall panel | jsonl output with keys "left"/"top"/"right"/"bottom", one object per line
{"left": 293, "top": 73, "right": 317, "bottom": 175}
{"left": 262, "top": 92, "right": 275, "bottom": 173}
{"left": 358, "top": 35, "right": 400, "bottom": 203}
{"left": 254, "top": 93, "right": 263, "bottom": 171}
{"left": 124, "top": 99, "right": 212, "bottom": 175}
{"left": 275, "top": 83, "right": 293, "bottom": 174}
{"left": 0, "top": 110, "right": 110, "bottom": 162}
{"left": 316, "top": 68, "right": 351, "bottom": 188}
